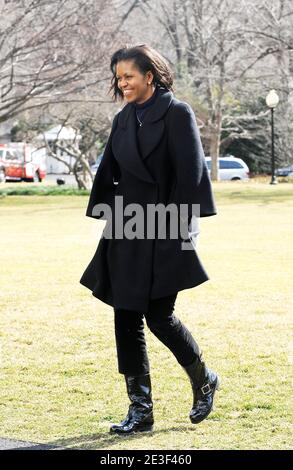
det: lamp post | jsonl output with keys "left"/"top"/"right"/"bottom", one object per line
{"left": 265, "top": 89, "right": 279, "bottom": 185}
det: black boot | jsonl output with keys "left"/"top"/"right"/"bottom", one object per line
{"left": 182, "top": 355, "right": 220, "bottom": 424}
{"left": 109, "top": 373, "right": 154, "bottom": 434}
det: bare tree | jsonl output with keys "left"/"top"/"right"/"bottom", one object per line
{"left": 0, "top": 0, "right": 118, "bottom": 123}
{"left": 23, "top": 101, "right": 121, "bottom": 189}
{"left": 2, "top": 0, "right": 292, "bottom": 183}
{"left": 0, "top": 0, "right": 130, "bottom": 188}
{"left": 128, "top": 0, "right": 293, "bottom": 178}
{"left": 238, "top": 0, "right": 293, "bottom": 165}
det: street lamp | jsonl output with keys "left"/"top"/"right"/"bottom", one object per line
{"left": 265, "top": 89, "right": 279, "bottom": 185}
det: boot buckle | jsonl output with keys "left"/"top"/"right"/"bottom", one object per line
{"left": 201, "top": 383, "right": 212, "bottom": 395}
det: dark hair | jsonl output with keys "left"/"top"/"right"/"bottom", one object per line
{"left": 109, "top": 44, "right": 174, "bottom": 102}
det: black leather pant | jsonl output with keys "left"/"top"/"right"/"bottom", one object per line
{"left": 114, "top": 293, "right": 201, "bottom": 376}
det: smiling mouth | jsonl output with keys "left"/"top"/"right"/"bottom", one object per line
{"left": 123, "top": 90, "right": 133, "bottom": 95}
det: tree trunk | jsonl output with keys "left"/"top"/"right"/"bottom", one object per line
{"left": 209, "top": 111, "right": 222, "bottom": 181}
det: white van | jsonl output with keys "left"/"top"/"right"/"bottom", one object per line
{"left": 205, "top": 155, "right": 250, "bottom": 181}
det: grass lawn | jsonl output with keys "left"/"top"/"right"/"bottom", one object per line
{"left": 0, "top": 180, "right": 292, "bottom": 450}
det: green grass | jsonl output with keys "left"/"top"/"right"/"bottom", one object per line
{"left": 0, "top": 181, "right": 292, "bottom": 450}
{"left": 0, "top": 184, "right": 88, "bottom": 196}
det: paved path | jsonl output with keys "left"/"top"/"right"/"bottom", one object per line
{"left": 44, "top": 173, "right": 78, "bottom": 187}
{"left": 0, "top": 437, "right": 68, "bottom": 450}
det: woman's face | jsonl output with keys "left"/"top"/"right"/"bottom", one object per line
{"left": 116, "top": 60, "right": 154, "bottom": 104}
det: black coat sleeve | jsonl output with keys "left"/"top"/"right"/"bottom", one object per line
{"left": 167, "top": 102, "right": 217, "bottom": 219}
{"left": 85, "top": 112, "right": 121, "bottom": 220}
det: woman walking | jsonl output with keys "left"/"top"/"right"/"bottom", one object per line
{"left": 80, "top": 44, "right": 220, "bottom": 435}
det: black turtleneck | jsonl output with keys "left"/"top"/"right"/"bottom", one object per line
{"left": 133, "top": 86, "right": 159, "bottom": 129}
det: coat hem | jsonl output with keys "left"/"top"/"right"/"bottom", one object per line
{"left": 80, "top": 276, "right": 209, "bottom": 313}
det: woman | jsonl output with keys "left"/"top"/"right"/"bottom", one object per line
{"left": 80, "top": 44, "right": 220, "bottom": 435}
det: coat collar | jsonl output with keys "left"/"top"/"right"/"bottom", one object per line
{"left": 117, "top": 87, "right": 173, "bottom": 128}
{"left": 112, "top": 87, "right": 174, "bottom": 185}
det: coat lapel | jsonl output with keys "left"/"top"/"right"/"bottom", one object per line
{"left": 112, "top": 87, "right": 174, "bottom": 185}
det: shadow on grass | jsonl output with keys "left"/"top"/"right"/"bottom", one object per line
{"left": 13, "top": 426, "right": 204, "bottom": 450}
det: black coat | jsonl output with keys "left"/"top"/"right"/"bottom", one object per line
{"left": 80, "top": 87, "right": 217, "bottom": 313}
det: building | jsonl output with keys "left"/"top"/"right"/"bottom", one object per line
{"left": 36, "top": 125, "right": 81, "bottom": 174}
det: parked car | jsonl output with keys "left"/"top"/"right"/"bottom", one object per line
{"left": 205, "top": 155, "right": 250, "bottom": 181}
{"left": 0, "top": 143, "right": 46, "bottom": 182}
{"left": 276, "top": 166, "right": 293, "bottom": 177}
{"left": 90, "top": 153, "right": 103, "bottom": 175}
